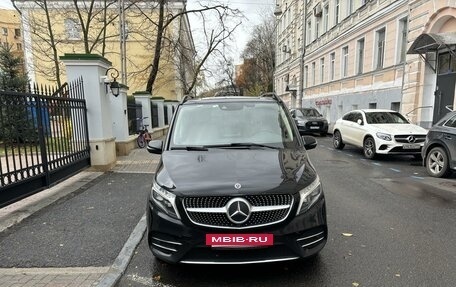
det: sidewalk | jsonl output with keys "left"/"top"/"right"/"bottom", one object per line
{"left": 0, "top": 148, "right": 160, "bottom": 287}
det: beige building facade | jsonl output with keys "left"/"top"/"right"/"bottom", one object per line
{"left": 14, "top": 1, "right": 195, "bottom": 100}
{"left": 0, "top": 8, "right": 23, "bottom": 58}
{"left": 274, "top": 0, "right": 456, "bottom": 129}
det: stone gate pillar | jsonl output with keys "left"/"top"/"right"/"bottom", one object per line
{"left": 60, "top": 54, "right": 116, "bottom": 170}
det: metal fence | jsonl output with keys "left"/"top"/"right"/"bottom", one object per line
{"left": 0, "top": 79, "right": 90, "bottom": 207}
{"left": 127, "top": 102, "right": 143, "bottom": 135}
{"left": 151, "top": 102, "right": 159, "bottom": 128}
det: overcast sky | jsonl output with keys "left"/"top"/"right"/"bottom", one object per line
{"left": 0, "top": 0, "right": 14, "bottom": 9}
{"left": 187, "top": 0, "right": 275, "bottom": 64}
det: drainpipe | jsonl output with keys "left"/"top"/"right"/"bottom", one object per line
{"left": 297, "top": 1, "right": 308, "bottom": 109}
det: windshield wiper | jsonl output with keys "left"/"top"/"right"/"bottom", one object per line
{"left": 204, "top": 143, "right": 280, "bottom": 149}
{"left": 171, "top": 146, "right": 208, "bottom": 151}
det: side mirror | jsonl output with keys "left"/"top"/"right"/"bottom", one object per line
{"left": 357, "top": 119, "right": 363, "bottom": 125}
{"left": 147, "top": 140, "right": 163, "bottom": 154}
{"left": 302, "top": 135, "right": 317, "bottom": 150}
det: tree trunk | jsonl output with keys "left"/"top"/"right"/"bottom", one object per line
{"left": 43, "top": 0, "right": 61, "bottom": 87}
{"left": 146, "top": 0, "right": 165, "bottom": 93}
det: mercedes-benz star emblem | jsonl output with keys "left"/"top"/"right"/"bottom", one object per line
{"left": 234, "top": 183, "right": 242, "bottom": 190}
{"left": 407, "top": 135, "right": 416, "bottom": 143}
{"left": 226, "top": 198, "right": 251, "bottom": 224}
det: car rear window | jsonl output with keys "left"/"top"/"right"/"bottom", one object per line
{"left": 365, "top": 112, "right": 409, "bottom": 124}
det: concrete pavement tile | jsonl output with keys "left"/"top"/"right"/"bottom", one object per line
{"left": 39, "top": 274, "right": 57, "bottom": 283}
{"left": 17, "top": 275, "right": 33, "bottom": 283}
{"left": 22, "top": 279, "right": 44, "bottom": 287}
{"left": 0, "top": 275, "right": 15, "bottom": 283}
{"left": 68, "top": 274, "right": 89, "bottom": 283}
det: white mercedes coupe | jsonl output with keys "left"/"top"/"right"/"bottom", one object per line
{"left": 332, "top": 109, "right": 428, "bottom": 159}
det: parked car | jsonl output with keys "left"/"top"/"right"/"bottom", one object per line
{"left": 422, "top": 111, "right": 456, "bottom": 177}
{"left": 290, "top": 108, "right": 329, "bottom": 136}
{"left": 333, "top": 109, "right": 428, "bottom": 159}
{"left": 146, "top": 94, "right": 327, "bottom": 264}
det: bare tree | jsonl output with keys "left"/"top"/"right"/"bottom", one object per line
{"left": 237, "top": 14, "right": 275, "bottom": 96}
{"left": 13, "top": 0, "right": 120, "bottom": 86}
{"left": 13, "top": 0, "right": 242, "bottom": 95}
{"left": 70, "top": 0, "right": 119, "bottom": 55}
{"left": 136, "top": 1, "right": 242, "bottom": 93}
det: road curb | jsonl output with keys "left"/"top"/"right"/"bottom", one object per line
{"left": 97, "top": 214, "right": 147, "bottom": 287}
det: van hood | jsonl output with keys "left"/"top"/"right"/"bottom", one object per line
{"left": 155, "top": 148, "right": 317, "bottom": 197}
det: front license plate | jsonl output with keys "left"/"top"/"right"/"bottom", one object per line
{"left": 403, "top": 144, "right": 420, "bottom": 149}
{"left": 310, "top": 126, "right": 319, "bottom": 129}
{"left": 206, "top": 234, "right": 274, "bottom": 247}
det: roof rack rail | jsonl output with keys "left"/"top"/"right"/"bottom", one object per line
{"left": 180, "top": 94, "right": 195, "bottom": 104}
{"left": 259, "top": 92, "right": 282, "bottom": 103}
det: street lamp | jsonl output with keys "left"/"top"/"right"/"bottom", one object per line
{"left": 274, "top": 4, "right": 282, "bottom": 16}
{"left": 105, "top": 67, "right": 120, "bottom": 97}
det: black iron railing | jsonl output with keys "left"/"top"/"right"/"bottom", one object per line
{"left": 0, "top": 78, "right": 90, "bottom": 207}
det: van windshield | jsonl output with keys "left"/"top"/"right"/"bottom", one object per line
{"left": 170, "top": 101, "right": 299, "bottom": 149}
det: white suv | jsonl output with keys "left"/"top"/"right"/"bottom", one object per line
{"left": 333, "top": 109, "right": 428, "bottom": 159}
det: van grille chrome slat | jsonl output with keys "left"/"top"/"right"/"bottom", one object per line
{"left": 182, "top": 194, "right": 293, "bottom": 229}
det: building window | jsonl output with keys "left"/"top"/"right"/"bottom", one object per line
{"left": 369, "top": 103, "right": 377, "bottom": 109}
{"left": 306, "top": 20, "right": 312, "bottom": 44}
{"left": 438, "top": 53, "right": 456, "bottom": 74}
{"left": 14, "top": 29, "right": 21, "bottom": 38}
{"left": 304, "top": 66, "right": 309, "bottom": 88}
{"left": 342, "top": 46, "right": 349, "bottom": 78}
{"left": 335, "top": 0, "right": 340, "bottom": 25}
{"left": 398, "top": 17, "right": 408, "bottom": 64}
{"left": 338, "top": 104, "right": 343, "bottom": 117}
{"left": 16, "top": 43, "right": 22, "bottom": 50}
{"left": 64, "top": 18, "right": 81, "bottom": 40}
{"left": 356, "top": 38, "right": 365, "bottom": 75}
{"left": 323, "top": 4, "right": 329, "bottom": 33}
{"left": 312, "top": 62, "right": 316, "bottom": 86}
{"left": 391, "top": 102, "right": 400, "bottom": 112}
{"left": 347, "top": 0, "right": 354, "bottom": 16}
{"left": 330, "top": 52, "right": 336, "bottom": 80}
{"left": 320, "top": 57, "right": 325, "bottom": 83}
{"left": 315, "top": 18, "right": 320, "bottom": 38}
{"left": 2, "top": 27, "right": 7, "bottom": 36}
{"left": 375, "top": 28, "right": 386, "bottom": 69}
{"left": 304, "top": 65, "right": 309, "bottom": 88}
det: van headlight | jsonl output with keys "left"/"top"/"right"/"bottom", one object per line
{"left": 296, "top": 176, "right": 322, "bottom": 215}
{"left": 151, "top": 182, "right": 180, "bottom": 219}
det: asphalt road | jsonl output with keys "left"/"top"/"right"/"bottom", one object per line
{"left": 118, "top": 136, "right": 456, "bottom": 287}
{"left": 0, "top": 173, "right": 151, "bottom": 268}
